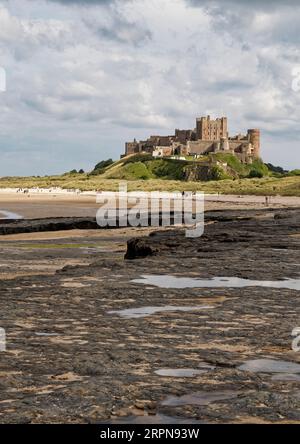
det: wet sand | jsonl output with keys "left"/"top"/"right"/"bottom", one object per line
{"left": 0, "top": 191, "right": 299, "bottom": 219}
{"left": 0, "top": 193, "right": 99, "bottom": 219}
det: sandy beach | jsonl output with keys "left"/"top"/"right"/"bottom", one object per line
{"left": 0, "top": 189, "right": 299, "bottom": 219}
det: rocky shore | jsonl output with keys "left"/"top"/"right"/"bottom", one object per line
{"left": 0, "top": 208, "right": 299, "bottom": 423}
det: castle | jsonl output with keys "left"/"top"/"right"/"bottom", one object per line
{"left": 124, "top": 116, "right": 260, "bottom": 164}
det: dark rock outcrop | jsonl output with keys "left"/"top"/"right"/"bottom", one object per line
{"left": 0, "top": 217, "right": 99, "bottom": 235}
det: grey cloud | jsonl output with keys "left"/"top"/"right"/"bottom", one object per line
{"left": 186, "top": 0, "right": 300, "bottom": 8}
{"left": 46, "top": 0, "right": 151, "bottom": 46}
{"left": 45, "top": 0, "right": 126, "bottom": 5}
{"left": 1, "top": 0, "right": 300, "bottom": 174}
{"left": 85, "top": 14, "right": 152, "bottom": 45}
{"left": 95, "top": 23, "right": 151, "bottom": 46}
{"left": 187, "top": 0, "right": 300, "bottom": 48}
{"left": 47, "top": 0, "right": 300, "bottom": 5}
{"left": 208, "top": 80, "right": 255, "bottom": 92}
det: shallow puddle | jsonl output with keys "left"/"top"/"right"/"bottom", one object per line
{"left": 108, "top": 305, "right": 211, "bottom": 319}
{"left": 162, "top": 390, "right": 240, "bottom": 407}
{"left": 155, "top": 365, "right": 214, "bottom": 377}
{"left": 0, "top": 210, "right": 23, "bottom": 220}
{"left": 35, "top": 332, "right": 59, "bottom": 337}
{"left": 132, "top": 275, "right": 300, "bottom": 290}
{"left": 238, "top": 359, "right": 300, "bottom": 374}
{"left": 271, "top": 373, "right": 300, "bottom": 382}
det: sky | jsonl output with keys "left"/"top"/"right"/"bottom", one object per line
{"left": 0, "top": 0, "right": 300, "bottom": 175}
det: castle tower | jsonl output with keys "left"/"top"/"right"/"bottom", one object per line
{"left": 220, "top": 137, "right": 229, "bottom": 151}
{"left": 196, "top": 116, "right": 208, "bottom": 140}
{"left": 196, "top": 116, "right": 228, "bottom": 141}
{"left": 247, "top": 129, "right": 260, "bottom": 158}
{"left": 221, "top": 117, "right": 228, "bottom": 139}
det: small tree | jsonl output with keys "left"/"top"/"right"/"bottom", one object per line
{"left": 90, "top": 159, "right": 114, "bottom": 175}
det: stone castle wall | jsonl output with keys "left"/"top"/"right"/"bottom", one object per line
{"left": 124, "top": 116, "right": 260, "bottom": 163}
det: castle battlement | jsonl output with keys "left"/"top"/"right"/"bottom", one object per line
{"left": 124, "top": 116, "right": 260, "bottom": 163}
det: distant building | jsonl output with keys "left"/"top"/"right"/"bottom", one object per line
{"left": 124, "top": 115, "right": 260, "bottom": 163}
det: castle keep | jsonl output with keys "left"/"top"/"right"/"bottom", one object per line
{"left": 125, "top": 116, "right": 260, "bottom": 163}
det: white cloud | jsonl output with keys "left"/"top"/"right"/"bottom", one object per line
{"left": 0, "top": 0, "right": 300, "bottom": 174}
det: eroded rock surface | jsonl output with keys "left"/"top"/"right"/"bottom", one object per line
{"left": 0, "top": 209, "right": 299, "bottom": 423}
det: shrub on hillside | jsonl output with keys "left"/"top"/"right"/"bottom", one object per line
{"left": 210, "top": 165, "right": 231, "bottom": 180}
{"left": 248, "top": 159, "right": 269, "bottom": 178}
{"left": 122, "top": 153, "right": 153, "bottom": 165}
{"left": 147, "top": 159, "right": 187, "bottom": 180}
{"left": 90, "top": 159, "right": 114, "bottom": 175}
{"left": 288, "top": 169, "right": 300, "bottom": 176}
{"left": 266, "top": 163, "right": 287, "bottom": 175}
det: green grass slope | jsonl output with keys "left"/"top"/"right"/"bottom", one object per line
{"left": 101, "top": 153, "right": 269, "bottom": 181}
{"left": 1, "top": 153, "right": 299, "bottom": 196}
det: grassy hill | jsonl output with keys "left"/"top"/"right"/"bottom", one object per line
{"left": 91, "top": 152, "right": 269, "bottom": 181}
{"left": 0, "top": 153, "right": 299, "bottom": 196}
